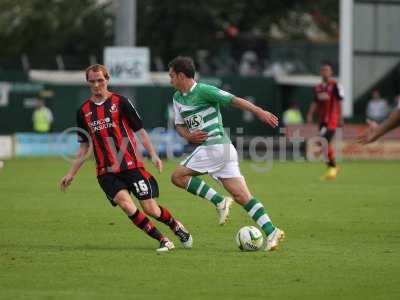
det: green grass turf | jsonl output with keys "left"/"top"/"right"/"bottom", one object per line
{"left": 0, "top": 158, "right": 399, "bottom": 300}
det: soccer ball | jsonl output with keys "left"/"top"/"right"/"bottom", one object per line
{"left": 235, "top": 226, "right": 264, "bottom": 251}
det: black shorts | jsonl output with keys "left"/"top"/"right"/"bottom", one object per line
{"left": 97, "top": 168, "right": 159, "bottom": 206}
{"left": 319, "top": 124, "right": 336, "bottom": 143}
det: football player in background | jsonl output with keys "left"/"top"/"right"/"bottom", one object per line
{"left": 307, "top": 63, "right": 344, "bottom": 180}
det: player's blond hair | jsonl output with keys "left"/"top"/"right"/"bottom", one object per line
{"left": 85, "top": 64, "right": 110, "bottom": 81}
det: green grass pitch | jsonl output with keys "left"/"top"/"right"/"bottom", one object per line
{"left": 0, "top": 158, "right": 399, "bottom": 299}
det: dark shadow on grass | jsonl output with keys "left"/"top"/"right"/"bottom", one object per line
{"left": 0, "top": 244, "right": 263, "bottom": 253}
{"left": 0, "top": 244, "right": 156, "bottom": 251}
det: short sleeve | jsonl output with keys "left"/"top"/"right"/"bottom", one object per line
{"left": 335, "top": 83, "right": 344, "bottom": 100}
{"left": 201, "top": 85, "right": 234, "bottom": 107}
{"left": 120, "top": 96, "right": 143, "bottom": 132}
{"left": 173, "top": 100, "right": 185, "bottom": 125}
{"left": 76, "top": 110, "right": 89, "bottom": 143}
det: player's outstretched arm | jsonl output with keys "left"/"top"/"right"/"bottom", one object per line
{"left": 136, "top": 128, "right": 163, "bottom": 173}
{"left": 358, "top": 109, "right": 400, "bottom": 144}
{"left": 231, "top": 97, "right": 279, "bottom": 128}
{"left": 59, "top": 142, "right": 90, "bottom": 192}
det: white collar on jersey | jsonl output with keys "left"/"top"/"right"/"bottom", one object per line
{"left": 182, "top": 81, "right": 197, "bottom": 96}
{"left": 92, "top": 99, "right": 106, "bottom": 106}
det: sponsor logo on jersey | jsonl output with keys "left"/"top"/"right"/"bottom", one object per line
{"left": 89, "top": 117, "right": 116, "bottom": 131}
{"left": 185, "top": 114, "right": 203, "bottom": 131}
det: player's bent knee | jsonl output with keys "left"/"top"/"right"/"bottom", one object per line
{"left": 170, "top": 173, "right": 179, "bottom": 186}
{"left": 230, "top": 190, "right": 251, "bottom": 205}
{"left": 171, "top": 172, "right": 185, "bottom": 188}
{"left": 116, "top": 198, "right": 130, "bottom": 208}
{"left": 114, "top": 194, "right": 136, "bottom": 214}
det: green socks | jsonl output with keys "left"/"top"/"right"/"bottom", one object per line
{"left": 187, "top": 177, "right": 275, "bottom": 236}
{"left": 244, "top": 198, "right": 275, "bottom": 235}
{"left": 186, "top": 176, "right": 224, "bottom": 206}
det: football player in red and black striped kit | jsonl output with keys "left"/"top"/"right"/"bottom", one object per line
{"left": 59, "top": 64, "right": 192, "bottom": 252}
{"left": 307, "top": 63, "right": 343, "bottom": 180}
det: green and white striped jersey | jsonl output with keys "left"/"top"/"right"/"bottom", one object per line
{"left": 173, "top": 82, "right": 234, "bottom": 146}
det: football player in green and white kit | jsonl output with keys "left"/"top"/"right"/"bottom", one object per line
{"left": 168, "top": 56, "right": 284, "bottom": 251}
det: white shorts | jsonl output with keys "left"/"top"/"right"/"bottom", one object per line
{"left": 180, "top": 143, "right": 242, "bottom": 179}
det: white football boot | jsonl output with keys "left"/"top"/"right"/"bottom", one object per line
{"left": 174, "top": 221, "right": 193, "bottom": 249}
{"left": 216, "top": 197, "right": 234, "bottom": 225}
{"left": 156, "top": 238, "right": 175, "bottom": 253}
{"left": 265, "top": 228, "right": 285, "bottom": 251}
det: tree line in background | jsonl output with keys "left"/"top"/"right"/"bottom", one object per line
{"left": 0, "top": 0, "right": 338, "bottom": 70}
{"left": 0, "top": 0, "right": 114, "bottom": 69}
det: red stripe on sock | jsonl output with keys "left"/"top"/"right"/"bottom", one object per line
{"left": 327, "top": 145, "right": 334, "bottom": 161}
{"left": 131, "top": 211, "right": 146, "bottom": 226}
{"left": 158, "top": 206, "right": 178, "bottom": 231}
{"left": 160, "top": 206, "right": 171, "bottom": 222}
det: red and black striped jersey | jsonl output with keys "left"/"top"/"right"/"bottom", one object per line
{"left": 76, "top": 93, "right": 144, "bottom": 176}
{"left": 313, "top": 79, "right": 343, "bottom": 129}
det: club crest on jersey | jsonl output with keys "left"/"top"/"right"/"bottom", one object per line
{"left": 110, "top": 104, "right": 118, "bottom": 113}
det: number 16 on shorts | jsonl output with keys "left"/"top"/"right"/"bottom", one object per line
{"left": 133, "top": 180, "right": 149, "bottom": 196}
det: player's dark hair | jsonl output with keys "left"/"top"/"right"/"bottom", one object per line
{"left": 321, "top": 62, "right": 333, "bottom": 69}
{"left": 85, "top": 64, "right": 110, "bottom": 81}
{"left": 168, "top": 56, "right": 196, "bottom": 78}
